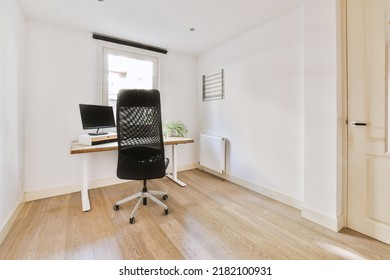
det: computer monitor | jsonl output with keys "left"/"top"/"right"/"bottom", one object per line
{"left": 79, "top": 104, "right": 116, "bottom": 135}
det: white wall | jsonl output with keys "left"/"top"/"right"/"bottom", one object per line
{"left": 162, "top": 51, "right": 199, "bottom": 170}
{"left": 24, "top": 20, "right": 198, "bottom": 197}
{"left": 302, "top": 0, "right": 343, "bottom": 230}
{"left": 198, "top": 7, "right": 305, "bottom": 207}
{"left": 25, "top": 21, "right": 98, "bottom": 196}
{"left": 198, "top": 1, "right": 343, "bottom": 232}
{"left": 0, "top": 0, "right": 26, "bottom": 239}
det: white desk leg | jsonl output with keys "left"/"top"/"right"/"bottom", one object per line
{"left": 166, "top": 144, "right": 187, "bottom": 187}
{"left": 81, "top": 154, "right": 91, "bottom": 212}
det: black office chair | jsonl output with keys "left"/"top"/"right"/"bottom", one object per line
{"left": 113, "top": 89, "right": 169, "bottom": 224}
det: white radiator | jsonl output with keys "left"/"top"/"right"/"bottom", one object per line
{"left": 199, "top": 134, "right": 226, "bottom": 174}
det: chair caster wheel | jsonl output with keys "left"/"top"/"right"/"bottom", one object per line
{"left": 163, "top": 195, "right": 168, "bottom": 200}
{"left": 130, "top": 217, "right": 135, "bottom": 224}
{"left": 113, "top": 205, "right": 119, "bottom": 211}
{"left": 164, "top": 208, "right": 169, "bottom": 215}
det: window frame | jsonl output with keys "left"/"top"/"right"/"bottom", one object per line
{"left": 98, "top": 42, "right": 162, "bottom": 106}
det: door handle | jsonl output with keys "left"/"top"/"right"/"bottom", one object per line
{"left": 351, "top": 121, "right": 367, "bottom": 126}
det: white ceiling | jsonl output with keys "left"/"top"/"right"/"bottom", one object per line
{"left": 17, "top": 0, "right": 303, "bottom": 55}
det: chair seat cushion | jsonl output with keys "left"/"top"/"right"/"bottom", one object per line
{"left": 121, "top": 146, "right": 160, "bottom": 160}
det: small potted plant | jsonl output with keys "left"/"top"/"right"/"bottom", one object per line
{"left": 163, "top": 120, "right": 188, "bottom": 137}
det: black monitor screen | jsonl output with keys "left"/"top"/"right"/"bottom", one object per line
{"left": 79, "top": 104, "right": 116, "bottom": 133}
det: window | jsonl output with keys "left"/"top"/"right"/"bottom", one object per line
{"left": 102, "top": 47, "right": 160, "bottom": 112}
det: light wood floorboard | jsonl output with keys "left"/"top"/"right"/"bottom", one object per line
{"left": 1, "top": 169, "right": 390, "bottom": 260}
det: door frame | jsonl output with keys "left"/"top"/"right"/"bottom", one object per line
{"left": 340, "top": 0, "right": 349, "bottom": 230}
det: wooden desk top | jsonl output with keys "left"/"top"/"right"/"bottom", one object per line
{"left": 70, "top": 137, "right": 194, "bottom": 155}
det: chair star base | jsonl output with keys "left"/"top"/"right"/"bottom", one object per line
{"left": 113, "top": 184, "right": 168, "bottom": 224}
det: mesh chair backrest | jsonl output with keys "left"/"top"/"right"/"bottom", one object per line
{"left": 119, "top": 106, "right": 162, "bottom": 150}
{"left": 116, "top": 89, "right": 166, "bottom": 180}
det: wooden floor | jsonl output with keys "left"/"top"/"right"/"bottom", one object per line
{"left": 1, "top": 169, "right": 390, "bottom": 260}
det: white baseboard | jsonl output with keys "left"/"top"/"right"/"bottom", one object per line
{"left": 198, "top": 166, "right": 345, "bottom": 232}
{"left": 25, "top": 163, "right": 199, "bottom": 202}
{"left": 166, "top": 162, "right": 198, "bottom": 174}
{"left": 302, "top": 206, "right": 344, "bottom": 232}
{"left": 198, "top": 166, "right": 303, "bottom": 210}
{"left": 25, "top": 177, "right": 128, "bottom": 202}
{"left": 0, "top": 194, "right": 26, "bottom": 245}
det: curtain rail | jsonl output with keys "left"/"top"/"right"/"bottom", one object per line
{"left": 92, "top": 33, "right": 168, "bottom": 54}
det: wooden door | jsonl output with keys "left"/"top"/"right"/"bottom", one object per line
{"left": 347, "top": 0, "right": 390, "bottom": 244}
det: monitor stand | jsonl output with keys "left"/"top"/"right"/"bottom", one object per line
{"left": 88, "top": 132, "right": 109, "bottom": 136}
{"left": 88, "top": 128, "right": 108, "bottom": 136}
